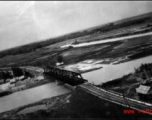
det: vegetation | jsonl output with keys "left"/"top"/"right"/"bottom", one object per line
{"left": 56, "top": 55, "right": 64, "bottom": 63}
{"left": 135, "top": 63, "right": 152, "bottom": 77}
{"left": 100, "top": 63, "right": 152, "bottom": 89}
{"left": 24, "top": 70, "right": 34, "bottom": 78}
{"left": 99, "top": 74, "right": 133, "bottom": 89}
{"left": 1, "top": 88, "right": 150, "bottom": 119}
{"left": 0, "top": 70, "right": 13, "bottom": 83}
{"left": 11, "top": 67, "right": 23, "bottom": 78}
{"left": 97, "top": 63, "right": 152, "bottom": 101}
{"left": 0, "top": 66, "right": 35, "bottom": 84}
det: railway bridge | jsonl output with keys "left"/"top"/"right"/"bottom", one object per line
{"left": 43, "top": 66, "right": 152, "bottom": 114}
{"left": 1, "top": 65, "right": 152, "bottom": 114}
{"left": 43, "top": 66, "right": 88, "bottom": 86}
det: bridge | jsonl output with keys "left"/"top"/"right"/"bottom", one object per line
{"left": 43, "top": 66, "right": 152, "bottom": 114}
{"left": 43, "top": 66, "right": 88, "bottom": 86}
{"left": 1, "top": 65, "right": 152, "bottom": 115}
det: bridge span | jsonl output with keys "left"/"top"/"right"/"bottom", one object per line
{"left": 43, "top": 66, "right": 88, "bottom": 86}
{"left": 3, "top": 65, "right": 150, "bottom": 115}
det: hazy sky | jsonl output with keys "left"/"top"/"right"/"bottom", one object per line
{"left": 0, "top": 1, "right": 152, "bottom": 51}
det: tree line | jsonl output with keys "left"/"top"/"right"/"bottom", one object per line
{"left": 0, "top": 67, "right": 34, "bottom": 84}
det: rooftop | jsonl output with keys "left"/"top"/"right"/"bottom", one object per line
{"left": 136, "top": 85, "right": 151, "bottom": 94}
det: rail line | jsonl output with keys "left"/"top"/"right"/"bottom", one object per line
{"left": 80, "top": 83, "right": 152, "bottom": 115}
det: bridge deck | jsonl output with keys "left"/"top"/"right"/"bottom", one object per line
{"left": 43, "top": 66, "right": 87, "bottom": 86}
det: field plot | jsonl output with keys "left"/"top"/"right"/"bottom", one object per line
{"left": 0, "top": 33, "right": 152, "bottom": 74}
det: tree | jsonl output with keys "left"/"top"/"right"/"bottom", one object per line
{"left": 0, "top": 71, "right": 2, "bottom": 79}
{"left": 141, "top": 73, "right": 146, "bottom": 80}
{"left": 57, "top": 55, "right": 63, "bottom": 63}
{"left": 0, "top": 70, "right": 9, "bottom": 83}
{"left": 24, "top": 70, "right": 34, "bottom": 78}
{"left": 11, "top": 67, "right": 23, "bottom": 78}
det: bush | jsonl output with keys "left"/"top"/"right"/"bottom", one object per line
{"left": 0, "top": 70, "right": 13, "bottom": 83}
{"left": 57, "top": 55, "right": 64, "bottom": 63}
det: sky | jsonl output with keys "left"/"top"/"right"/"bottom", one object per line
{"left": 0, "top": 1, "right": 152, "bottom": 51}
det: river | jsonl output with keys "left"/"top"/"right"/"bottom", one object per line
{"left": 0, "top": 82, "right": 70, "bottom": 113}
{"left": 0, "top": 56, "right": 152, "bottom": 114}
{"left": 82, "top": 56, "right": 152, "bottom": 85}
{"left": 1, "top": 31, "right": 152, "bottom": 115}
{"left": 1, "top": 50, "right": 152, "bottom": 114}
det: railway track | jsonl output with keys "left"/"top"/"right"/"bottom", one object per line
{"left": 80, "top": 83, "right": 152, "bottom": 115}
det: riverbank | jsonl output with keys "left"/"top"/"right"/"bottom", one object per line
{"left": 0, "top": 92, "right": 71, "bottom": 119}
{"left": 97, "top": 63, "right": 152, "bottom": 103}
{"left": 0, "top": 66, "right": 56, "bottom": 97}
{"left": 0, "top": 87, "right": 150, "bottom": 119}
{"left": 12, "top": 79, "right": 52, "bottom": 93}
{"left": 0, "top": 75, "right": 53, "bottom": 98}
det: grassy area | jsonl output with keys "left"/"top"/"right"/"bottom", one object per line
{"left": 0, "top": 32, "right": 152, "bottom": 72}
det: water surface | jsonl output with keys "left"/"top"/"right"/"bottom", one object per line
{"left": 0, "top": 82, "right": 70, "bottom": 113}
{"left": 82, "top": 56, "right": 152, "bottom": 84}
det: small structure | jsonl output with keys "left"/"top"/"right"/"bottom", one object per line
{"left": 136, "top": 85, "right": 151, "bottom": 94}
{"left": 136, "top": 85, "right": 152, "bottom": 99}
{"left": 56, "top": 62, "right": 64, "bottom": 66}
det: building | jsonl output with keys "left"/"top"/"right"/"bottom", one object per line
{"left": 136, "top": 85, "right": 152, "bottom": 99}
{"left": 56, "top": 62, "right": 64, "bottom": 66}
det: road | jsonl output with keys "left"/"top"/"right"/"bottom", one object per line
{"left": 80, "top": 83, "right": 152, "bottom": 115}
